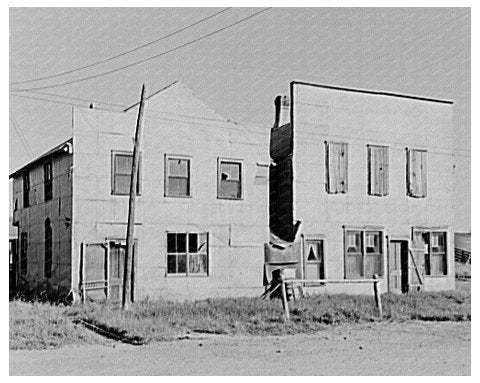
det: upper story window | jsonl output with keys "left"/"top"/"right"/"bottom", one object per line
{"left": 165, "top": 156, "right": 190, "bottom": 198}
{"left": 22, "top": 172, "right": 30, "bottom": 208}
{"left": 111, "top": 151, "right": 141, "bottom": 196}
{"left": 407, "top": 149, "right": 427, "bottom": 198}
{"left": 325, "top": 141, "right": 348, "bottom": 194}
{"left": 167, "top": 232, "right": 208, "bottom": 275}
{"left": 218, "top": 159, "right": 242, "bottom": 200}
{"left": 345, "top": 229, "right": 384, "bottom": 279}
{"left": 44, "top": 161, "right": 53, "bottom": 201}
{"left": 367, "top": 145, "right": 389, "bottom": 196}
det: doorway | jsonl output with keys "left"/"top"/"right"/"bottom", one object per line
{"left": 388, "top": 240, "right": 408, "bottom": 293}
{"left": 303, "top": 237, "right": 325, "bottom": 280}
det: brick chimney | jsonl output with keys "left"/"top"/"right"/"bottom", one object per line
{"left": 274, "top": 95, "right": 290, "bottom": 128}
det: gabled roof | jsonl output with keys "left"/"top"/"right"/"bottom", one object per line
{"left": 9, "top": 138, "right": 73, "bottom": 179}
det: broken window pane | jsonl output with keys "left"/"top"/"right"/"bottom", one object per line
{"left": 219, "top": 161, "right": 241, "bottom": 199}
{"left": 167, "top": 158, "right": 190, "bottom": 197}
{"left": 177, "top": 254, "right": 187, "bottom": 273}
{"left": 188, "top": 233, "right": 198, "bottom": 253}
{"left": 167, "top": 254, "right": 176, "bottom": 274}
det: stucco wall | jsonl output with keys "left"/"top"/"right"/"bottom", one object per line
{"left": 72, "top": 83, "right": 270, "bottom": 300}
{"left": 291, "top": 83, "right": 455, "bottom": 293}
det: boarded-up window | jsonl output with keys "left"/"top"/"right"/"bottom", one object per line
{"left": 44, "top": 219, "right": 53, "bottom": 278}
{"left": 167, "top": 232, "right": 208, "bottom": 275}
{"left": 111, "top": 151, "right": 141, "bottom": 195}
{"left": 23, "top": 172, "right": 30, "bottom": 208}
{"left": 325, "top": 142, "right": 348, "bottom": 194}
{"left": 414, "top": 230, "right": 447, "bottom": 276}
{"left": 20, "top": 232, "right": 28, "bottom": 275}
{"left": 44, "top": 161, "right": 53, "bottom": 201}
{"left": 165, "top": 156, "right": 190, "bottom": 197}
{"left": 407, "top": 149, "right": 427, "bottom": 198}
{"left": 345, "top": 230, "right": 383, "bottom": 278}
{"left": 368, "top": 145, "right": 389, "bottom": 196}
{"left": 218, "top": 159, "right": 242, "bottom": 199}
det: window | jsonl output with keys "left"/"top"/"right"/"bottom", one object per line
{"left": 111, "top": 151, "right": 141, "bottom": 195}
{"left": 167, "top": 232, "right": 208, "bottom": 275}
{"left": 413, "top": 230, "right": 447, "bottom": 276}
{"left": 44, "top": 219, "right": 52, "bottom": 278}
{"left": 407, "top": 149, "right": 427, "bottom": 198}
{"left": 44, "top": 162, "right": 53, "bottom": 201}
{"left": 23, "top": 172, "right": 30, "bottom": 208}
{"left": 165, "top": 156, "right": 190, "bottom": 197}
{"left": 367, "top": 145, "right": 389, "bottom": 196}
{"left": 20, "top": 232, "right": 28, "bottom": 275}
{"left": 325, "top": 141, "right": 348, "bottom": 194}
{"left": 345, "top": 229, "right": 383, "bottom": 278}
{"left": 218, "top": 159, "right": 242, "bottom": 199}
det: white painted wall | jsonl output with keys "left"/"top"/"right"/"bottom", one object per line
{"left": 291, "top": 83, "right": 455, "bottom": 293}
{"left": 72, "top": 83, "right": 270, "bottom": 300}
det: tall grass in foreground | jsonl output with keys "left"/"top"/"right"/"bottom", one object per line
{"left": 10, "top": 289, "right": 470, "bottom": 350}
{"left": 9, "top": 301, "right": 103, "bottom": 350}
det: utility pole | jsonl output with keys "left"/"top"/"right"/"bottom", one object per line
{"left": 122, "top": 84, "right": 147, "bottom": 310}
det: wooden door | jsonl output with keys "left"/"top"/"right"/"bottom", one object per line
{"left": 388, "top": 241, "right": 407, "bottom": 293}
{"left": 304, "top": 239, "right": 325, "bottom": 280}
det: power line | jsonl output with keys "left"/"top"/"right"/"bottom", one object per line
{"left": 331, "top": 11, "right": 470, "bottom": 84}
{"left": 10, "top": 8, "right": 232, "bottom": 86}
{"left": 386, "top": 50, "right": 462, "bottom": 82}
{"left": 9, "top": 108, "right": 34, "bottom": 157}
{"left": 10, "top": 8, "right": 272, "bottom": 93}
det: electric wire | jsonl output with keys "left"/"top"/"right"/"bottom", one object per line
{"left": 9, "top": 8, "right": 232, "bottom": 86}
{"left": 10, "top": 8, "right": 272, "bottom": 92}
{"left": 9, "top": 108, "right": 34, "bottom": 157}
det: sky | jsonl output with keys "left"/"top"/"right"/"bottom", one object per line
{"left": 8, "top": 7, "right": 471, "bottom": 230}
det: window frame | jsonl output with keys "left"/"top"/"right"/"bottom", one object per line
{"left": 367, "top": 144, "right": 389, "bottom": 197}
{"left": 44, "top": 218, "right": 53, "bottom": 278}
{"left": 412, "top": 229, "right": 448, "bottom": 277}
{"left": 164, "top": 154, "right": 192, "bottom": 198}
{"left": 111, "top": 150, "right": 142, "bottom": 196}
{"left": 23, "top": 172, "right": 30, "bottom": 208}
{"left": 166, "top": 231, "right": 209, "bottom": 277}
{"left": 44, "top": 161, "right": 53, "bottom": 201}
{"left": 406, "top": 148, "right": 427, "bottom": 198}
{"left": 20, "top": 232, "right": 28, "bottom": 275}
{"left": 344, "top": 227, "right": 384, "bottom": 279}
{"left": 217, "top": 157, "right": 243, "bottom": 200}
{"left": 325, "top": 141, "right": 348, "bottom": 194}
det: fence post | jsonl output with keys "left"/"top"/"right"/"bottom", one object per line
{"left": 373, "top": 274, "right": 383, "bottom": 317}
{"left": 279, "top": 270, "right": 290, "bottom": 321}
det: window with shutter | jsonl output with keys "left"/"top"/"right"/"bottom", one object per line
{"left": 325, "top": 141, "right": 348, "bottom": 194}
{"left": 111, "top": 151, "right": 141, "bottom": 195}
{"left": 344, "top": 229, "right": 384, "bottom": 279}
{"left": 407, "top": 149, "right": 427, "bottom": 198}
{"left": 368, "top": 145, "right": 389, "bottom": 196}
{"left": 165, "top": 156, "right": 191, "bottom": 197}
{"left": 414, "top": 230, "right": 447, "bottom": 276}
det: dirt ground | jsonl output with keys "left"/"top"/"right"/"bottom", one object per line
{"left": 10, "top": 321, "right": 470, "bottom": 376}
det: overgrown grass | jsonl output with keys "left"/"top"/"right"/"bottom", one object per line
{"left": 10, "top": 289, "right": 470, "bottom": 350}
{"left": 9, "top": 300, "right": 103, "bottom": 350}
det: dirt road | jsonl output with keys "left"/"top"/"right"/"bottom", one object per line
{"left": 10, "top": 321, "right": 470, "bottom": 375}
